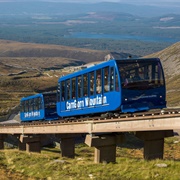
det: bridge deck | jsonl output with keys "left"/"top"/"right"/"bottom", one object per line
{"left": 0, "top": 110, "right": 180, "bottom": 134}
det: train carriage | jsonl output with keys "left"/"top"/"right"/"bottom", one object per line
{"left": 20, "top": 92, "right": 58, "bottom": 121}
{"left": 56, "top": 58, "right": 166, "bottom": 117}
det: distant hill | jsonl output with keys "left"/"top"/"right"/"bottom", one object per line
{"left": 0, "top": 1, "right": 179, "bottom": 17}
{"left": 0, "top": 40, "right": 107, "bottom": 64}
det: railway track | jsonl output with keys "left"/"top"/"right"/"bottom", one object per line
{"left": 1, "top": 108, "right": 180, "bottom": 127}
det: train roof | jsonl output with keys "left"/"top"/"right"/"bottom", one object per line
{"left": 58, "top": 58, "right": 160, "bottom": 81}
{"left": 21, "top": 92, "right": 56, "bottom": 101}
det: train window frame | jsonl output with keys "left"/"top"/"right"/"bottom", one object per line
{"left": 77, "top": 76, "right": 82, "bottom": 98}
{"left": 66, "top": 79, "right": 71, "bottom": 100}
{"left": 110, "top": 67, "right": 114, "bottom": 91}
{"left": 103, "top": 66, "right": 109, "bottom": 93}
{"left": 90, "top": 71, "right": 95, "bottom": 96}
{"left": 83, "top": 73, "right": 88, "bottom": 96}
{"left": 57, "top": 82, "right": 60, "bottom": 102}
{"left": 61, "top": 81, "right": 65, "bottom": 102}
{"left": 117, "top": 60, "right": 165, "bottom": 90}
{"left": 96, "top": 69, "right": 102, "bottom": 94}
{"left": 34, "top": 98, "right": 39, "bottom": 111}
{"left": 72, "top": 77, "right": 76, "bottom": 99}
{"left": 115, "top": 70, "right": 119, "bottom": 92}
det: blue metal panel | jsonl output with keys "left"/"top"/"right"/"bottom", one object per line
{"left": 121, "top": 87, "right": 166, "bottom": 113}
{"left": 57, "top": 92, "right": 121, "bottom": 117}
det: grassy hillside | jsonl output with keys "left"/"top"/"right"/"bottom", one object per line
{"left": 0, "top": 136, "right": 180, "bottom": 179}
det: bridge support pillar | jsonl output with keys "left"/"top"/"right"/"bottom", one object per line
{"left": 85, "top": 134, "right": 124, "bottom": 163}
{"left": 18, "top": 142, "right": 26, "bottom": 151}
{"left": 0, "top": 134, "right": 4, "bottom": 149}
{"left": 136, "top": 130, "right": 174, "bottom": 160}
{"left": 19, "top": 135, "right": 41, "bottom": 153}
{"left": 56, "top": 134, "right": 77, "bottom": 158}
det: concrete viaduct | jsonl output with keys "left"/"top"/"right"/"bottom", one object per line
{"left": 0, "top": 108, "right": 180, "bottom": 163}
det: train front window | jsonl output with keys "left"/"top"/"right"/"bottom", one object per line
{"left": 118, "top": 60, "right": 164, "bottom": 90}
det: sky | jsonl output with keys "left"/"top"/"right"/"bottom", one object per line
{"left": 2, "top": 0, "right": 179, "bottom": 2}
{"left": 38, "top": 0, "right": 180, "bottom": 7}
{"left": 41, "top": 0, "right": 180, "bottom": 3}
{"left": 0, "top": 0, "right": 180, "bottom": 6}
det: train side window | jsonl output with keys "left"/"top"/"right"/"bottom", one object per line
{"left": 32, "top": 99, "right": 35, "bottom": 111}
{"left": 96, "top": 69, "right": 102, "bottom": 94}
{"left": 83, "top": 74, "right": 88, "bottom": 96}
{"left": 157, "top": 63, "right": 164, "bottom": 85}
{"left": 39, "top": 97, "right": 43, "bottom": 109}
{"left": 104, "top": 67, "right": 109, "bottom": 92}
{"left": 90, "top": 71, "right": 95, "bottom": 96}
{"left": 115, "top": 70, "right": 119, "bottom": 91}
{"left": 34, "top": 98, "right": 39, "bottom": 110}
{"left": 25, "top": 100, "right": 29, "bottom": 112}
{"left": 110, "top": 67, "right": 114, "bottom": 91}
{"left": 57, "top": 83, "right": 60, "bottom": 102}
{"left": 72, "top": 78, "right": 76, "bottom": 99}
{"left": 21, "top": 101, "right": 25, "bottom": 112}
{"left": 77, "top": 76, "right": 82, "bottom": 98}
{"left": 29, "top": 99, "right": 33, "bottom": 111}
{"left": 61, "top": 81, "right": 65, "bottom": 101}
{"left": 67, "top": 79, "right": 71, "bottom": 100}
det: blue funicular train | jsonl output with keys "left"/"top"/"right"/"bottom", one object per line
{"left": 20, "top": 58, "right": 166, "bottom": 122}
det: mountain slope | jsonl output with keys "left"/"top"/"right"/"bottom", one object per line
{"left": 147, "top": 42, "right": 180, "bottom": 76}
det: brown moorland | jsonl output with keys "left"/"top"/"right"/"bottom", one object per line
{"left": 0, "top": 40, "right": 180, "bottom": 119}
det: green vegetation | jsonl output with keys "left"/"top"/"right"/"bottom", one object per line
{"left": 0, "top": 136, "right": 180, "bottom": 179}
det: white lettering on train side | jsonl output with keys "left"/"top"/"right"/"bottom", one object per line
{"left": 24, "top": 111, "right": 40, "bottom": 118}
{"left": 66, "top": 95, "right": 107, "bottom": 110}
